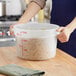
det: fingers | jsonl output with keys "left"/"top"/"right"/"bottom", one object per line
{"left": 56, "top": 27, "right": 65, "bottom": 32}
{"left": 10, "top": 25, "right": 15, "bottom": 36}
{"left": 57, "top": 32, "right": 69, "bottom": 43}
{"left": 57, "top": 27, "right": 70, "bottom": 43}
{"left": 10, "top": 23, "right": 20, "bottom": 36}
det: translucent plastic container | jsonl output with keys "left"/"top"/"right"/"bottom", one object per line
{"left": 13, "top": 22, "right": 59, "bottom": 60}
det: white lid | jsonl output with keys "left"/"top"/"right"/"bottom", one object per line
{"left": 14, "top": 22, "right": 59, "bottom": 38}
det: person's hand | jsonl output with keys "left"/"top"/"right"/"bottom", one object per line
{"left": 10, "top": 23, "right": 19, "bottom": 36}
{"left": 10, "top": 24, "right": 14, "bottom": 36}
{"left": 57, "top": 26, "right": 73, "bottom": 43}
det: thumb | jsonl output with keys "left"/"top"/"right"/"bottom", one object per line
{"left": 56, "top": 27, "right": 65, "bottom": 32}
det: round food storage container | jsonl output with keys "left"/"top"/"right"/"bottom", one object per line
{"left": 13, "top": 22, "right": 59, "bottom": 60}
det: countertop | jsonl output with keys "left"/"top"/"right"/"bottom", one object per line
{"left": 0, "top": 46, "right": 76, "bottom": 76}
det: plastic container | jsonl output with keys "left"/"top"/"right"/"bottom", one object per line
{"left": 13, "top": 22, "right": 59, "bottom": 60}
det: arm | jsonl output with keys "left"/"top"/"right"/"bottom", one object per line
{"left": 18, "top": 0, "right": 46, "bottom": 23}
{"left": 18, "top": 2, "right": 41, "bottom": 23}
{"left": 57, "top": 17, "right": 76, "bottom": 43}
{"left": 66, "top": 17, "right": 76, "bottom": 32}
{"left": 10, "top": 0, "right": 46, "bottom": 35}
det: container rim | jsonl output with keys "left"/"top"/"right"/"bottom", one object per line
{"left": 13, "top": 22, "right": 59, "bottom": 31}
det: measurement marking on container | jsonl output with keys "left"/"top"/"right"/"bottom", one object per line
{"left": 22, "top": 40, "right": 24, "bottom": 56}
{"left": 22, "top": 39, "right": 28, "bottom": 42}
{"left": 20, "top": 38, "right": 28, "bottom": 56}
{"left": 24, "top": 49, "right": 28, "bottom": 51}
{"left": 20, "top": 31, "right": 27, "bottom": 34}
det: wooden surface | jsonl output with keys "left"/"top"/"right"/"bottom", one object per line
{"left": 0, "top": 46, "right": 76, "bottom": 76}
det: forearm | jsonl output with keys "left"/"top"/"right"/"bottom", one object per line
{"left": 18, "top": 2, "right": 41, "bottom": 23}
{"left": 67, "top": 17, "right": 76, "bottom": 32}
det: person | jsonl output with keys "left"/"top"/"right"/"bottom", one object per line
{"left": 10, "top": 0, "right": 76, "bottom": 57}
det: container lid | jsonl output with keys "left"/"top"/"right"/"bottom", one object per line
{"left": 13, "top": 22, "right": 59, "bottom": 38}
{"left": 14, "top": 22, "right": 59, "bottom": 31}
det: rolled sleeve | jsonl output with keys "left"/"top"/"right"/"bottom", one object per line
{"left": 30, "top": 0, "right": 47, "bottom": 9}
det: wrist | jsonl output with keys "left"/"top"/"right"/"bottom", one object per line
{"left": 66, "top": 24, "right": 75, "bottom": 33}
{"left": 67, "top": 17, "right": 76, "bottom": 31}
